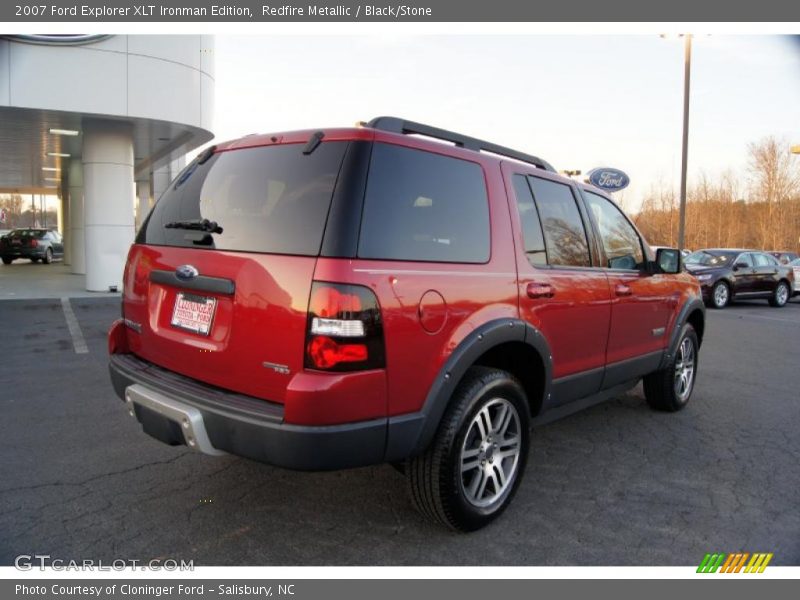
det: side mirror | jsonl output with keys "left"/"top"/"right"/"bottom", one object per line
{"left": 655, "top": 248, "right": 681, "bottom": 274}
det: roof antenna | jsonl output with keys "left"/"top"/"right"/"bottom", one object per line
{"left": 303, "top": 131, "right": 325, "bottom": 155}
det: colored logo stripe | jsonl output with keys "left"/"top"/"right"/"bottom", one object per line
{"left": 697, "top": 552, "right": 773, "bottom": 573}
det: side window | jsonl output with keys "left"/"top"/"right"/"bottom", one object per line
{"left": 582, "top": 191, "right": 644, "bottom": 270}
{"left": 527, "top": 176, "right": 591, "bottom": 267}
{"left": 358, "top": 143, "right": 490, "bottom": 263}
{"left": 753, "top": 253, "right": 773, "bottom": 267}
{"left": 511, "top": 175, "right": 547, "bottom": 266}
{"left": 736, "top": 253, "right": 754, "bottom": 267}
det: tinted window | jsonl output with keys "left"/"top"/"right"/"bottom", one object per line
{"left": 139, "top": 142, "right": 347, "bottom": 256}
{"left": 735, "top": 253, "right": 753, "bottom": 267}
{"left": 528, "top": 176, "right": 591, "bottom": 267}
{"left": 512, "top": 175, "right": 547, "bottom": 266}
{"left": 358, "top": 143, "right": 490, "bottom": 263}
{"left": 753, "top": 253, "right": 776, "bottom": 267}
{"left": 583, "top": 191, "right": 644, "bottom": 270}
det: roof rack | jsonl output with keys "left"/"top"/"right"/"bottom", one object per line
{"left": 366, "top": 116, "right": 556, "bottom": 173}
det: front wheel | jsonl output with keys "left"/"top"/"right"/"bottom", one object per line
{"left": 709, "top": 281, "right": 729, "bottom": 309}
{"left": 769, "top": 281, "right": 789, "bottom": 307}
{"left": 644, "top": 324, "right": 699, "bottom": 412}
{"left": 407, "top": 367, "right": 530, "bottom": 531}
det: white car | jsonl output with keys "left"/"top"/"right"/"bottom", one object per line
{"left": 789, "top": 258, "right": 800, "bottom": 296}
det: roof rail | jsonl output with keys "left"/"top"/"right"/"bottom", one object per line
{"left": 366, "top": 116, "right": 556, "bottom": 173}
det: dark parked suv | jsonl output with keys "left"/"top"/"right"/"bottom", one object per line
{"left": 109, "top": 117, "right": 705, "bottom": 530}
{"left": 685, "top": 249, "right": 793, "bottom": 309}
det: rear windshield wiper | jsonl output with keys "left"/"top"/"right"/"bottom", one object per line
{"left": 164, "top": 219, "right": 223, "bottom": 234}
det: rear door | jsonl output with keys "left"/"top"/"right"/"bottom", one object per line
{"left": 579, "top": 189, "right": 675, "bottom": 387}
{"left": 752, "top": 252, "right": 779, "bottom": 293}
{"left": 125, "top": 140, "right": 350, "bottom": 404}
{"left": 502, "top": 165, "right": 612, "bottom": 405}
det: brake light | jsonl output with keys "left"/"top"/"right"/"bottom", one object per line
{"left": 305, "top": 282, "right": 385, "bottom": 371}
{"left": 29, "top": 238, "right": 38, "bottom": 247}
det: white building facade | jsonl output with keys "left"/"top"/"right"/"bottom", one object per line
{"left": 0, "top": 34, "right": 215, "bottom": 291}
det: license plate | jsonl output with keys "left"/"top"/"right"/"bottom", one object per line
{"left": 11, "top": 239, "right": 20, "bottom": 245}
{"left": 170, "top": 292, "right": 217, "bottom": 336}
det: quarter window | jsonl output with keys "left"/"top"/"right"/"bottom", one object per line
{"left": 527, "top": 176, "right": 591, "bottom": 267}
{"left": 358, "top": 143, "right": 490, "bottom": 263}
{"left": 583, "top": 191, "right": 644, "bottom": 270}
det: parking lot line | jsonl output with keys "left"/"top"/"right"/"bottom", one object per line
{"left": 60, "top": 297, "right": 89, "bottom": 354}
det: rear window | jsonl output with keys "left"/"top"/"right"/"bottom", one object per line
{"left": 139, "top": 142, "right": 348, "bottom": 256}
{"left": 9, "top": 230, "right": 46, "bottom": 238}
{"left": 357, "top": 143, "right": 490, "bottom": 263}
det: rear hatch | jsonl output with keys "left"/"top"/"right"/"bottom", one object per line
{"left": 123, "top": 139, "right": 350, "bottom": 404}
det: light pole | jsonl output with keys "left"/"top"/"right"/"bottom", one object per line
{"left": 677, "top": 34, "right": 692, "bottom": 251}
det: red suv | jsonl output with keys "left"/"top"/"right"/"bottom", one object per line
{"left": 108, "top": 117, "right": 705, "bottom": 531}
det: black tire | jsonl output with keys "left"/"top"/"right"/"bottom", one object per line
{"left": 768, "top": 281, "right": 790, "bottom": 308}
{"left": 42, "top": 248, "right": 53, "bottom": 264}
{"left": 2, "top": 257, "right": 12, "bottom": 265}
{"left": 407, "top": 366, "right": 530, "bottom": 532}
{"left": 708, "top": 280, "right": 729, "bottom": 309}
{"left": 30, "top": 257, "right": 39, "bottom": 263}
{"left": 644, "top": 324, "right": 699, "bottom": 412}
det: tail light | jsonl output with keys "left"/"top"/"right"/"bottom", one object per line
{"left": 305, "top": 282, "right": 385, "bottom": 371}
{"left": 29, "top": 238, "right": 38, "bottom": 247}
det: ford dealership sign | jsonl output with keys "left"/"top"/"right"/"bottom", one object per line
{"left": 587, "top": 167, "right": 630, "bottom": 192}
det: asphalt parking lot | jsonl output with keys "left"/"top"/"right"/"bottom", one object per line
{"left": 1, "top": 293, "right": 798, "bottom": 566}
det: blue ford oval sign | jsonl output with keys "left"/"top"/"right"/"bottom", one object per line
{"left": 587, "top": 167, "right": 630, "bottom": 192}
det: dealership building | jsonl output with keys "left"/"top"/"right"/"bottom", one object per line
{"left": 0, "top": 34, "right": 215, "bottom": 291}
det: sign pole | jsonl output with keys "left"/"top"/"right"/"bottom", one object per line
{"left": 678, "top": 34, "right": 692, "bottom": 251}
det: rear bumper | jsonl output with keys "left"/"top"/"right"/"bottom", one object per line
{"left": 109, "top": 353, "right": 390, "bottom": 471}
{"left": 1, "top": 248, "right": 45, "bottom": 259}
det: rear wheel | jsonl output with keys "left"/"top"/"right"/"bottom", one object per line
{"left": 407, "top": 367, "right": 530, "bottom": 531}
{"left": 1, "top": 257, "right": 12, "bottom": 265}
{"left": 644, "top": 324, "right": 698, "bottom": 412}
{"left": 769, "top": 281, "right": 789, "bottom": 307}
{"left": 30, "top": 257, "right": 39, "bottom": 263}
{"left": 709, "top": 281, "right": 729, "bottom": 309}
{"left": 42, "top": 248, "right": 53, "bottom": 264}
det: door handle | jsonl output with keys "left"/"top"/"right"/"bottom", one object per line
{"left": 526, "top": 282, "right": 555, "bottom": 299}
{"left": 615, "top": 283, "right": 632, "bottom": 297}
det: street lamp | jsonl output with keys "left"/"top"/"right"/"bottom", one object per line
{"left": 677, "top": 34, "right": 692, "bottom": 252}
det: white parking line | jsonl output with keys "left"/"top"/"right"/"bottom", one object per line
{"left": 60, "top": 297, "right": 89, "bottom": 354}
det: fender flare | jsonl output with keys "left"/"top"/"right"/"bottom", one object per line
{"left": 384, "top": 318, "right": 553, "bottom": 461}
{"left": 660, "top": 297, "right": 706, "bottom": 369}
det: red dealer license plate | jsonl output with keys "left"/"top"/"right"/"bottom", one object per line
{"left": 170, "top": 292, "right": 217, "bottom": 336}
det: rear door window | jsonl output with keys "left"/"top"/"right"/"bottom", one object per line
{"left": 139, "top": 142, "right": 348, "bottom": 256}
{"left": 527, "top": 176, "right": 591, "bottom": 267}
{"left": 357, "top": 143, "right": 490, "bottom": 263}
{"left": 511, "top": 174, "right": 547, "bottom": 266}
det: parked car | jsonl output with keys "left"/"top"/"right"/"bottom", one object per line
{"left": 685, "top": 249, "right": 793, "bottom": 309}
{"left": 0, "top": 228, "right": 64, "bottom": 264}
{"left": 108, "top": 117, "right": 705, "bottom": 531}
{"left": 0, "top": 229, "right": 11, "bottom": 238}
{"left": 768, "top": 251, "right": 799, "bottom": 265}
{"left": 789, "top": 257, "right": 800, "bottom": 296}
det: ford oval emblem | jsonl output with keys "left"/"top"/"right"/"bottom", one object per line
{"left": 175, "top": 265, "right": 199, "bottom": 281}
{"left": 587, "top": 167, "right": 630, "bottom": 192}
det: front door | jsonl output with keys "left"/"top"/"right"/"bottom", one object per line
{"left": 579, "top": 189, "right": 675, "bottom": 388}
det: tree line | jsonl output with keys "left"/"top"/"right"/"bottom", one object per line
{"left": 631, "top": 137, "right": 800, "bottom": 253}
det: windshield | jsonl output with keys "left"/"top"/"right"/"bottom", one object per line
{"left": 684, "top": 250, "right": 734, "bottom": 267}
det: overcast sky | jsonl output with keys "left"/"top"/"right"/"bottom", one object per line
{"left": 210, "top": 34, "right": 800, "bottom": 209}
